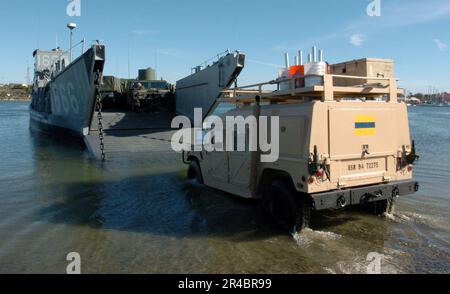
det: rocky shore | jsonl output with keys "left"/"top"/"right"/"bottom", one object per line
{"left": 0, "top": 85, "right": 31, "bottom": 101}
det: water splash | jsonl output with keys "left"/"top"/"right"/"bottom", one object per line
{"left": 292, "top": 231, "right": 312, "bottom": 247}
{"left": 292, "top": 228, "right": 343, "bottom": 247}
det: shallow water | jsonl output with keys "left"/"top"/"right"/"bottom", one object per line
{"left": 0, "top": 101, "right": 449, "bottom": 274}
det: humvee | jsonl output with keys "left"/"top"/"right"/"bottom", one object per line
{"left": 183, "top": 72, "right": 419, "bottom": 232}
{"left": 127, "top": 80, "right": 173, "bottom": 112}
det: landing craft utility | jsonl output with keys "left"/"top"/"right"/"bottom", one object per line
{"left": 29, "top": 25, "right": 178, "bottom": 161}
{"left": 183, "top": 47, "right": 420, "bottom": 232}
{"left": 29, "top": 29, "right": 241, "bottom": 161}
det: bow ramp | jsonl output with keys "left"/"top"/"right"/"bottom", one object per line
{"left": 84, "top": 111, "right": 178, "bottom": 160}
{"left": 176, "top": 50, "right": 245, "bottom": 121}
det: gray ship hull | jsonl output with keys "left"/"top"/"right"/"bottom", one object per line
{"left": 30, "top": 45, "right": 105, "bottom": 137}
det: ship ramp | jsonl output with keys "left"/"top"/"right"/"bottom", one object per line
{"left": 176, "top": 50, "right": 245, "bottom": 121}
{"left": 84, "top": 111, "right": 177, "bottom": 160}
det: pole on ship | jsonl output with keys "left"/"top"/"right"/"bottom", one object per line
{"left": 67, "top": 22, "right": 77, "bottom": 63}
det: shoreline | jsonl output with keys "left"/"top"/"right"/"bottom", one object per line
{"left": 0, "top": 99, "right": 31, "bottom": 102}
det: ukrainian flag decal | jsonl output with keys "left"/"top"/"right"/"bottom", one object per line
{"left": 355, "top": 115, "right": 376, "bottom": 136}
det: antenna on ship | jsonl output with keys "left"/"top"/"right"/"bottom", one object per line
{"left": 26, "top": 60, "right": 31, "bottom": 85}
{"left": 155, "top": 49, "right": 158, "bottom": 77}
{"left": 127, "top": 42, "right": 131, "bottom": 79}
{"left": 67, "top": 22, "right": 77, "bottom": 63}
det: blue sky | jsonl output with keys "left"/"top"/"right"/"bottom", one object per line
{"left": 0, "top": 0, "right": 449, "bottom": 93}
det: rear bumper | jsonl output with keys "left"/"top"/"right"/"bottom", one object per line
{"left": 311, "top": 180, "right": 419, "bottom": 211}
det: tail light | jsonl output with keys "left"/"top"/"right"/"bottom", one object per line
{"left": 315, "top": 170, "right": 325, "bottom": 178}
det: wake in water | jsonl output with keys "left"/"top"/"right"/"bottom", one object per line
{"left": 292, "top": 228, "right": 343, "bottom": 247}
{"left": 292, "top": 228, "right": 406, "bottom": 274}
{"left": 383, "top": 209, "right": 448, "bottom": 232}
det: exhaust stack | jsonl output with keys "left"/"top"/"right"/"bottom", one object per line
{"left": 285, "top": 53, "right": 290, "bottom": 68}
{"left": 298, "top": 50, "right": 303, "bottom": 66}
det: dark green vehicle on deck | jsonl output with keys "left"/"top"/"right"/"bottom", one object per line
{"left": 127, "top": 79, "right": 174, "bottom": 112}
{"left": 100, "top": 76, "right": 128, "bottom": 108}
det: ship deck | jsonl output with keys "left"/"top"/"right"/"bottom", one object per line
{"left": 85, "top": 110, "right": 178, "bottom": 160}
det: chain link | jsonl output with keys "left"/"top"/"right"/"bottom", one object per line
{"left": 94, "top": 70, "right": 106, "bottom": 161}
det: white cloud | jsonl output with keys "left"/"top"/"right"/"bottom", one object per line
{"left": 158, "top": 48, "right": 184, "bottom": 57}
{"left": 275, "top": 0, "right": 450, "bottom": 51}
{"left": 434, "top": 39, "right": 448, "bottom": 51}
{"left": 131, "top": 29, "right": 157, "bottom": 36}
{"left": 247, "top": 59, "right": 283, "bottom": 68}
{"left": 344, "top": 0, "right": 450, "bottom": 34}
{"left": 350, "top": 34, "right": 365, "bottom": 46}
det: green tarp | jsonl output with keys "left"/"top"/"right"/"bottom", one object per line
{"left": 102, "top": 76, "right": 135, "bottom": 96}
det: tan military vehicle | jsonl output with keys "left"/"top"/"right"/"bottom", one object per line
{"left": 183, "top": 59, "right": 419, "bottom": 232}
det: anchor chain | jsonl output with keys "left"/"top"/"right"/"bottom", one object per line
{"left": 94, "top": 70, "right": 106, "bottom": 161}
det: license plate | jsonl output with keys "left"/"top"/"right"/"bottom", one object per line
{"left": 344, "top": 159, "right": 384, "bottom": 174}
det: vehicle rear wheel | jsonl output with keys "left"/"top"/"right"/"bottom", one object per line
{"left": 187, "top": 160, "right": 204, "bottom": 186}
{"left": 366, "top": 197, "right": 396, "bottom": 216}
{"left": 132, "top": 102, "right": 141, "bottom": 113}
{"left": 263, "top": 180, "right": 311, "bottom": 233}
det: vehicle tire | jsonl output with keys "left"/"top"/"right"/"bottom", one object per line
{"left": 263, "top": 180, "right": 311, "bottom": 233}
{"left": 366, "top": 197, "right": 396, "bottom": 216}
{"left": 187, "top": 160, "right": 204, "bottom": 186}
{"left": 133, "top": 102, "right": 140, "bottom": 113}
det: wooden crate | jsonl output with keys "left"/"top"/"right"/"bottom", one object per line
{"left": 330, "top": 58, "right": 394, "bottom": 87}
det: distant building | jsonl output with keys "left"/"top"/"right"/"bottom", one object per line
{"left": 8, "top": 83, "right": 30, "bottom": 89}
{"left": 444, "top": 93, "right": 450, "bottom": 102}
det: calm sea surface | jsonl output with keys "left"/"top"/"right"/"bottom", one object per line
{"left": 0, "top": 101, "right": 449, "bottom": 273}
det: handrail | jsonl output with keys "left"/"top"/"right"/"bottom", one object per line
{"left": 328, "top": 74, "right": 399, "bottom": 81}
{"left": 231, "top": 74, "right": 396, "bottom": 91}
{"left": 47, "top": 39, "right": 87, "bottom": 77}
{"left": 221, "top": 73, "right": 400, "bottom": 103}
{"left": 191, "top": 49, "right": 232, "bottom": 73}
{"left": 59, "top": 39, "right": 86, "bottom": 57}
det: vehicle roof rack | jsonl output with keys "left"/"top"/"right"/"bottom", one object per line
{"left": 219, "top": 74, "right": 402, "bottom": 104}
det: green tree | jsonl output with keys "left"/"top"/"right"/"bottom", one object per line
{"left": 413, "top": 93, "right": 424, "bottom": 101}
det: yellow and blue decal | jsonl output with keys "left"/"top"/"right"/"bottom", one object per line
{"left": 354, "top": 115, "right": 376, "bottom": 136}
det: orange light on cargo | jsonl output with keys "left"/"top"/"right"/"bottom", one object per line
{"left": 290, "top": 65, "right": 304, "bottom": 78}
{"left": 308, "top": 177, "right": 315, "bottom": 184}
{"left": 408, "top": 165, "right": 413, "bottom": 172}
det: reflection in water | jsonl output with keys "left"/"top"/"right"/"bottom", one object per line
{"left": 0, "top": 102, "right": 449, "bottom": 274}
